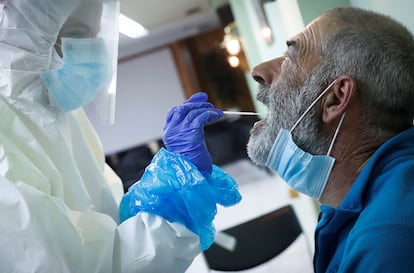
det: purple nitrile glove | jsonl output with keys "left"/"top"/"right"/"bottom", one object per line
{"left": 162, "top": 92, "right": 223, "bottom": 173}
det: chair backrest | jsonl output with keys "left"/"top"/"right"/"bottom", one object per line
{"left": 203, "top": 205, "right": 303, "bottom": 271}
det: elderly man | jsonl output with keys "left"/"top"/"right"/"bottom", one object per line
{"left": 248, "top": 6, "right": 414, "bottom": 272}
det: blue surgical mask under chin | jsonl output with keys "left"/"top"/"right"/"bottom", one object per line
{"left": 40, "top": 37, "right": 111, "bottom": 112}
{"left": 265, "top": 80, "right": 346, "bottom": 200}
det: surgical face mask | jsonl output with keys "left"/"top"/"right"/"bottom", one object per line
{"left": 265, "top": 80, "right": 346, "bottom": 200}
{"left": 40, "top": 37, "right": 111, "bottom": 112}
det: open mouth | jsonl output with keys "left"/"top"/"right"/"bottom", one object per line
{"left": 253, "top": 117, "right": 265, "bottom": 128}
{"left": 250, "top": 114, "right": 267, "bottom": 133}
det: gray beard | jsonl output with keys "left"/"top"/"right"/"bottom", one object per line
{"left": 247, "top": 77, "right": 301, "bottom": 165}
{"left": 247, "top": 72, "right": 329, "bottom": 166}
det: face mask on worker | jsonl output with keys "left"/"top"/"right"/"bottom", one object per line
{"left": 265, "top": 80, "right": 346, "bottom": 200}
{"left": 40, "top": 0, "right": 119, "bottom": 124}
{"left": 40, "top": 37, "right": 111, "bottom": 112}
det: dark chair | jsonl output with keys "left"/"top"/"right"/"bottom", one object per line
{"left": 203, "top": 205, "right": 307, "bottom": 272}
{"left": 204, "top": 117, "right": 258, "bottom": 166}
{"left": 109, "top": 145, "right": 154, "bottom": 192}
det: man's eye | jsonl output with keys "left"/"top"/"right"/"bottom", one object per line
{"left": 286, "top": 40, "right": 295, "bottom": 47}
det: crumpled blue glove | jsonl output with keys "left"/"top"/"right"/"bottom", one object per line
{"left": 162, "top": 92, "right": 223, "bottom": 174}
{"left": 119, "top": 148, "right": 242, "bottom": 250}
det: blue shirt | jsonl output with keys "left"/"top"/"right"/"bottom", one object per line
{"left": 314, "top": 126, "right": 414, "bottom": 272}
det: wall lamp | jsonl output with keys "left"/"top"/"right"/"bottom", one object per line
{"left": 251, "top": 0, "right": 276, "bottom": 45}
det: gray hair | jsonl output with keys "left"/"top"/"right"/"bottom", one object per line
{"left": 318, "top": 7, "right": 414, "bottom": 140}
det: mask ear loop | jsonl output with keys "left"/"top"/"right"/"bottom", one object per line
{"left": 290, "top": 79, "right": 337, "bottom": 133}
{"left": 327, "top": 112, "right": 346, "bottom": 156}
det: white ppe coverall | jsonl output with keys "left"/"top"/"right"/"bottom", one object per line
{"left": 0, "top": 1, "right": 200, "bottom": 272}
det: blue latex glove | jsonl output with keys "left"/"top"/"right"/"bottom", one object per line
{"left": 163, "top": 92, "right": 223, "bottom": 173}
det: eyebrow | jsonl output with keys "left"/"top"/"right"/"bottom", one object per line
{"left": 285, "top": 39, "right": 299, "bottom": 63}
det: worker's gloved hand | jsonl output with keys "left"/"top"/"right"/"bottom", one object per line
{"left": 120, "top": 148, "right": 242, "bottom": 250}
{"left": 163, "top": 92, "right": 223, "bottom": 173}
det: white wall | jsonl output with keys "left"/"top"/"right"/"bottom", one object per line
{"left": 350, "top": 0, "right": 414, "bottom": 34}
{"left": 94, "top": 47, "right": 186, "bottom": 155}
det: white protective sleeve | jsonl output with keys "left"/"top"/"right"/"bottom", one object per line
{"left": 0, "top": 100, "right": 200, "bottom": 273}
{"left": 0, "top": 1, "right": 201, "bottom": 272}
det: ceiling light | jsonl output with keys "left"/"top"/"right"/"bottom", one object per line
{"left": 119, "top": 14, "right": 148, "bottom": 38}
{"left": 225, "top": 39, "right": 241, "bottom": 55}
{"left": 222, "top": 22, "right": 241, "bottom": 55}
{"left": 228, "top": 55, "right": 240, "bottom": 67}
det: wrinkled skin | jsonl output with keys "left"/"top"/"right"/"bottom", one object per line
{"left": 247, "top": 16, "right": 334, "bottom": 166}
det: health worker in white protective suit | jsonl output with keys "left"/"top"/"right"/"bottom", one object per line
{"left": 0, "top": 0, "right": 241, "bottom": 272}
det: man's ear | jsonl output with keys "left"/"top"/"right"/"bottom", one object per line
{"left": 322, "top": 75, "right": 356, "bottom": 123}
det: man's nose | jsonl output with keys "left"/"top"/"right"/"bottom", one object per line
{"left": 251, "top": 57, "right": 284, "bottom": 85}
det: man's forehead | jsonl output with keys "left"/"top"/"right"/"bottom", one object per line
{"left": 294, "top": 16, "right": 338, "bottom": 49}
{"left": 308, "top": 14, "right": 341, "bottom": 39}
{"left": 284, "top": 16, "right": 332, "bottom": 71}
